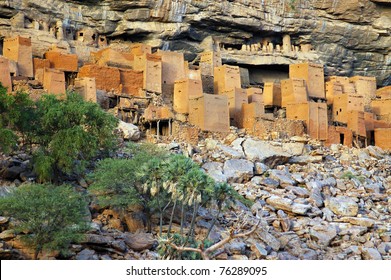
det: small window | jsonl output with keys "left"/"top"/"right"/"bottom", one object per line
{"left": 340, "top": 134, "right": 345, "bottom": 145}
{"left": 79, "top": 32, "right": 83, "bottom": 36}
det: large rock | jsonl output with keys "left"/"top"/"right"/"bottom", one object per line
{"left": 242, "top": 139, "right": 291, "bottom": 167}
{"left": 76, "top": 249, "right": 98, "bottom": 260}
{"left": 218, "top": 144, "right": 245, "bottom": 159}
{"left": 117, "top": 120, "right": 140, "bottom": 141}
{"left": 223, "top": 159, "right": 254, "bottom": 183}
{"left": 202, "top": 162, "right": 227, "bottom": 182}
{"left": 269, "top": 170, "right": 296, "bottom": 187}
{"left": 266, "top": 195, "right": 293, "bottom": 212}
{"left": 361, "top": 247, "right": 382, "bottom": 260}
{"left": 326, "top": 196, "right": 359, "bottom": 217}
{"left": 309, "top": 225, "right": 337, "bottom": 247}
{"left": 124, "top": 232, "right": 156, "bottom": 251}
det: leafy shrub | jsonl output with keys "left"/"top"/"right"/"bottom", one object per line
{"left": 89, "top": 143, "right": 249, "bottom": 259}
{"left": 0, "top": 184, "right": 90, "bottom": 259}
{"left": 0, "top": 85, "right": 118, "bottom": 182}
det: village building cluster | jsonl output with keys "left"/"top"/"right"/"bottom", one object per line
{"left": 0, "top": 34, "right": 390, "bottom": 150}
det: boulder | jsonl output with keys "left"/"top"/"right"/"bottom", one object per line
{"left": 223, "top": 159, "right": 254, "bottom": 183}
{"left": 266, "top": 196, "right": 293, "bottom": 212}
{"left": 361, "top": 247, "right": 382, "bottom": 260}
{"left": 326, "top": 196, "right": 359, "bottom": 217}
{"left": 124, "top": 232, "right": 157, "bottom": 251}
{"left": 117, "top": 120, "right": 141, "bottom": 141}
{"left": 1, "top": 166, "right": 26, "bottom": 180}
{"left": 242, "top": 139, "right": 291, "bottom": 167}
{"left": 309, "top": 225, "right": 337, "bottom": 247}
{"left": 76, "top": 249, "right": 98, "bottom": 260}
{"left": 124, "top": 212, "right": 146, "bottom": 233}
{"left": 202, "top": 162, "right": 226, "bottom": 182}
{"left": 218, "top": 144, "right": 245, "bottom": 159}
{"left": 269, "top": 170, "right": 296, "bottom": 187}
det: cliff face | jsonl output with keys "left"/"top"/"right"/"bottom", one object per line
{"left": 0, "top": 0, "right": 390, "bottom": 85}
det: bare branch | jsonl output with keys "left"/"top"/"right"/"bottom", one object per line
{"left": 161, "top": 219, "right": 261, "bottom": 260}
{"left": 205, "top": 220, "right": 260, "bottom": 255}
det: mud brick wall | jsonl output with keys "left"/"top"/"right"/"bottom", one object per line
{"left": 78, "top": 64, "right": 120, "bottom": 93}
{"left": 119, "top": 69, "right": 144, "bottom": 97}
{"left": 44, "top": 51, "right": 78, "bottom": 72}
{"left": 3, "top": 36, "right": 33, "bottom": 77}
{"left": 0, "top": 56, "right": 12, "bottom": 92}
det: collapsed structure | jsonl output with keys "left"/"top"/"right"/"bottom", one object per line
{"left": 0, "top": 34, "right": 390, "bottom": 150}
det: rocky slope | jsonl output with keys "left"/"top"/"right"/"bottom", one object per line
{"left": 0, "top": 0, "right": 390, "bottom": 85}
{"left": 1, "top": 131, "right": 390, "bottom": 260}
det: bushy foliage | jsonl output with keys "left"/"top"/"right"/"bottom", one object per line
{"left": 0, "top": 184, "right": 90, "bottom": 259}
{"left": 0, "top": 85, "right": 118, "bottom": 182}
{"left": 89, "top": 142, "right": 250, "bottom": 259}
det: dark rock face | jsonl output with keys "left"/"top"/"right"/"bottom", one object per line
{"left": 0, "top": 0, "right": 389, "bottom": 85}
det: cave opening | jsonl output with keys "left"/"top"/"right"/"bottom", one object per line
{"left": 238, "top": 64, "right": 289, "bottom": 85}
{"left": 223, "top": 43, "right": 242, "bottom": 51}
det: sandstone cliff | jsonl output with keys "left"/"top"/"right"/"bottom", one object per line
{"left": 0, "top": 0, "right": 390, "bottom": 85}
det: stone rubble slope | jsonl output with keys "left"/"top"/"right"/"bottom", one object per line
{"left": 188, "top": 132, "right": 391, "bottom": 260}
{"left": 1, "top": 132, "right": 390, "bottom": 260}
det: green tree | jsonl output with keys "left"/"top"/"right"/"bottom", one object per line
{"left": 89, "top": 143, "right": 170, "bottom": 231}
{"left": 89, "top": 143, "right": 250, "bottom": 260}
{"left": 0, "top": 85, "right": 18, "bottom": 153}
{"left": 32, "top": 92, "right": 118, "bottom": 181}
{"left": 0, "top": 184, "right": 90, "bottom": 259}
{"left": 0, "top": 85, "right": 119, "bottom": 182}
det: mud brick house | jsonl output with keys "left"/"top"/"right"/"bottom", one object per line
{"left": 376, "top": 86, "right": 391, "bottom": 99}
{"left": 371, "top": 99, "right": 391, "bottom": 123}
{"left": 326, "top": 126, "right": 353, "bottom": 147}
{"left": 143, "top": 105, "right": 174, "bottom": 138}
{"left": 173, "top": 79, "right": 203, "bottom": 114}
{"left": 189, "top": 94, "right": 230, "bottom": 133}
{"left": 289, "top": 63, "right": 325, "bottom": 99}
{"left": 199, "top": 51, "right": 222, "bottom": 76}
{"left": 130, "top": 43, "right": 152, "bottom": 56}
{"left": 3, "top": 36, "right": 33, "bottom": 77}
{"left": 350, "top": 76, "right": 377, "bottom": 109}
{"left": 33, "top": 58, "right": 50, "bottom": 77}
{"left": 333, "top": 94, "right": 364, "bottom": 124}
{"left": 133, "top": 53, "right": 162, "bottom": 93}
{"left": 220, "top": 87, "right": 248, "bottom": 126}
{"left": 287, "top": 101, "right": 328, "bottom": 140}
{"left": 347, "top": 110, "right": 366, "bottom": 137}
{"left": 76, "top": 28, "right": 98, "bottom": 46}
{"left": 157, "top": 50, "right": 186, "bottom": 97}
{"left": 281, "top": 78, "right": 308, "bottom": 108}
{"left": 374, "top": 128, "right": 391, "bottom": 150}
{"left": 328, "top": 76, "right": 356, "bottom": 95}
{"left": 186, "top": 68, "right": 202, "bottom": 81}
{"left": 78, "top": 64, "right": 121, "bottom": 93}
{"left": 239, "top": 102, "right": 264, "bottom": 131}
{"left": 91, "top": 48, "right": 134, "bottom": 69}
{"left": 325, "top": 80, "right": 343, "bottom": 105}
{"left": 144, "top": 105, "right": 174, "bottom": 121}
{"left": 214, "top": 65, "right": 241, "bottom": 94}
{"left": 263, "top": 82, "right": 282, "bottom": 107}
{"left": 119, "top": 69, "right": 144, "bottom": 97}
{"left": 246, "top": 87, "right": 263, "bottom": 104}
{"left": 0, "top": 56, "right": 12, "bottom": 92}
{"left": 43, "top": 68, "right": 66, "bottom": 97}
{"left": 44, "top": 50, "right": 78, "bottom": 72}
{"left": 74, "top": 77, "right": 97, "bottom": 103}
